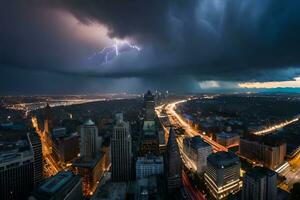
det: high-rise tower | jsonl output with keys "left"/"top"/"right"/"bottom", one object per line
{"left": 80, "top": 119, "right": 98, "bottom": 161}
{"left": 44, "top": 103, "right": 53, "bottom": 134}
{"left": 28, "top": 132, "right": 43, "bottom": 186}
{"left": 111, "top": 113, "right": 132, "bottom": 182}
{"left": 166, "top": 127, "right": 182, "bottom": 192}
{"left": 144, "top": 90, "right": 155, "bottom": 121}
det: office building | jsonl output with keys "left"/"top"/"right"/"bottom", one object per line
{"left": 0, "top": 130, "right": 35, "bottom": 200}
{"left": 136, "top": 154, "right": 164, "bottom": 179}
{"left": 216, "top": 132, "right": 240, "bottom": 148}
{"left": 111, "top": 113, "right": 132, "bottom": 182}
{"left": 239, "top": 135, "right": 286, "bottom": 170}
{"left": 166, "top": 127, "right": 182, "bottom": 192}
{"left": 52, "top": 131, "right": 79, "bottom": 163}
{"left": 80, "top": 119, "right": 100, "bottom": 161}
{"left": 183, "top": 136, "right": 212, "bottom": 173}
{"left": 144, "top": 90, "right": 155, "bottom": 121}
{"left": 29, "top": 171, "right": 83, "bottom": 200}
{"left": 28, "top": 132, "right": 43, "bottom": 186}
{"left": 205, "top": 151, "right": 241, "bottom": 199}
{"left": 140, "top": 120, "right": 159, "bottom": 155}
{"left": 74, "top": 119, "right": 105, "bottom": 195}
{"left": 242, "top": 167, "right": 277, "bottom": 200}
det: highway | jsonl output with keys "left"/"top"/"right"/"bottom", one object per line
{"left": 165, "top": 100, "right": 228, "bottom": 152}
{"left": 253, "top": 117, "right": 299, "bottom": 135}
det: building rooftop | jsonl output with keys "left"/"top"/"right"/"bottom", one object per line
{"left": 144, "top": 90, "right": 154, "bottom": 101}
{"left": 31, "top": 171, "right": 82, "bottom": 200}
{"left": 207, "top": 151, "right": 240, "bottom": 168}
{"left": 39, "top": 171, "right": 74, "bottom": 194}
{"left": 184, "top": 136, "right": 211, "bottom": 149}
{"left": 136, "top": 155, "right": 163, "bottom": 165}
{"left": 245, "top": 167, "right": 276, "bottom": 179}
{"left": 242, "top": 134, "right": 285, "bottom": 146}
{"left": 217, "top": 132, "right": 239, "bottom": 139}
{"left": 84, "top": 119, "right": 95, "bottom": 126}
{"left": 73, "top": 152, "right": 104, "bottom": 168}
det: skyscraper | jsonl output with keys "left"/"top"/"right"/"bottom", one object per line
{"left": 28, "top": 131, "right": 43, "bottom": 186}
{"left": 166, "top": 127, "right": 182, "bottom": 192}
{"left": 111, "top": 113, "right": 132, "bottom": 181}
{"left": 80, "top": 119, "right": 98, "bottom": 161}
{"left": 0, "top": 130, "right": 35, "bottom": 200}
{"left": 44, "top": 103, "right": 53, "bottom": 134}
{"left": 242, "top": 167, "right": 277, "bottom": 200}
{"left": 204, "top": 151, "right": 241, "bottom": 199}
{"left": 144, "top": 90, "right": 155, "bottom": 121}
{"left": 74, "top": 119, "right": 105, "bottom": 196}
{"left": 140, "top": 120, "right": 159, "bottom": 155}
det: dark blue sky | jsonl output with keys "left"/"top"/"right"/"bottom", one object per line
{"left": 1, "top": 0, "right": 300, "bottom": 94}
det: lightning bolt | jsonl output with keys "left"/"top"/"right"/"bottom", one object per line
{"left": 88, "top": 39, "right": 141, "bottom": 64}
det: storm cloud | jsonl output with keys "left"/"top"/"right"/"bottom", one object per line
{"left": 1, "top": 0, "right": 300, "bottom": 94}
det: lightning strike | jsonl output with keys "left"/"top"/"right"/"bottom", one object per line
{"left": 88, "top": 39, "right": 141, "bottom": 64}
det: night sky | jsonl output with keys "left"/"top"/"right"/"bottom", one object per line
{"left": 1, "top": 1, "right": 300, "bottom": 94}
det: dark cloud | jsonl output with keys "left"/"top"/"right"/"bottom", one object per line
{"left": 1, "top": 0, "right": 300, "bottom": 94}
{"left": 51, "top": 1, "right": 300, "bottom": 76}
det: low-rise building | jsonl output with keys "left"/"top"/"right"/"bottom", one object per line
{"left": 239, "top": 135, "right": 286, "bottom": 170}
{"left": 29, "top": 171, "right": 83, "bottom": 200}
{"left": 216, "top": 132, "right": 240, "bottom": 148}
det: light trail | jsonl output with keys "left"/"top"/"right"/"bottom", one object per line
{"left": 88, "top": 39, "right": 141, "bottom": 64}
{"left": 31, "top": 116, "right": 63, "bottom": 177}
{"left": 253, "top": 117, "right": 299, "bottom": 135}
{"left": 165, "top": 100, "right": 228, "bottom": 152}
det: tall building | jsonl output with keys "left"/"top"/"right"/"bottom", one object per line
{"left": 29, "top": 171, "right": 83, "bottom": 200}
{"left": 80, "top": 119, "right": 99, "bottom": 161}
{"left": 44, "top": 103, "right": 53, "bottom": 134}
{"left": 111, "top": 113, "right": 132, "bottom": 182}
{"left": 140, "top": 120, "right": 159, "bottom": 155}
{"left": 204, "top": 151, "right": 241, "bottom": 199}
{"left": 74, "top": 119, "right": 105, "bottom": 195}
{"left": 144, "top": 90, "right": 155, "bottom": 121}
{"left": 242, "top": 167, "right": 277, "bottom": 200}
{"left": 136, "top": 154, "right": 164, "bottom": 179}
{"left": 28, "top": 131, "right": 43, "bottom": 186}
{"left": 183, "top": 136, "right": 212, "bottom": 173}
{"left": 52, "top": 131, "right": 79, "bottom": 163}
{"left": 239, "top": 135, "right": 286, "bottom": 170}
{"left": 0, "top": 130, "right": 35, "bottom": 200}
{"left": 166, "top": 127, "right": 182, "bottom": 192}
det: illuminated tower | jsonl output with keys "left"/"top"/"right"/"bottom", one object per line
{"left": 144, "top": 90, "right": 155, "bottom": 121}
{"left": 111, "top": 113, "right": 132, "bottom": 182}
{"left": 166, "top": 127, "right": 182, "bottom": 192}
{"left": 44, "top": 103, "right": 53, "bottom": 134}
{"left": 80, "top": 119, "right": 98, "bottom": 161}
